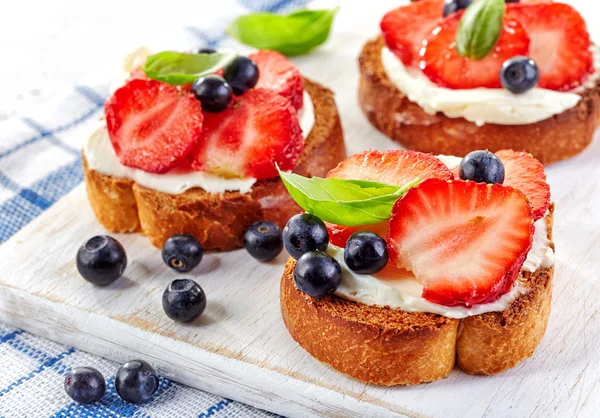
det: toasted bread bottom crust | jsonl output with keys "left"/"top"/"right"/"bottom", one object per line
{"left": 281, "top": 206, "right": 554, "bottom": 386}
{"left": 359, "top": 37, "right": 600, "bottom": 165}
{"left": 83, "top": 78, "right": 346, "bottom": 251}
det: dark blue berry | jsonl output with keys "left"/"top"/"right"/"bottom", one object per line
{"left": 500, "top": 56, "right": 539, "bottom": 94}
{"left": 76, "top": 236, "right": 126, "bottom": 286}
{"left": 191, "top": 75, "right": 233, "bottom": 113}
{"left": 115, "top": 360, "right": 158, "bottom": 404}
{"left": 459, "top": 150, "right": 505, "bottom": 184}
{"left": 505, "top": 0, "right": 519, "bottom": 3}
{"left": 223, "top": 57, "right": 259, "bottom": 95}
{"left": 162, "top": 279, "right": 207, "bottom": 322}
{"left": 293, "top": 251, "right": 342, "bottom": 299}
{"left": 244, "top": 221, "right": 283, "bottom": 261}
{"left": 283, "top": 214, "right": 329, "bottom": 260}
{"left": 64, "top": 367, "right": 106, "bottom": 404}
{"left": 197, "top": 47, "right": 216, "bottom": 54}
{"left": 162, "top": 234, "right": 203, "bottom": 273}
{"left": 443, "top": 0, "right": 472, "bottom": 17}
{"left": 344, "top": 232, "right": 389, "bottom": 274}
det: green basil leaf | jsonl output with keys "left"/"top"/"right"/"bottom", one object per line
{"left": 226, "top": 7, "right": 339, "bottom": 56}
{"left": 141, "top": 50, "right": 237, "bottom": 85}
{"left": 456, "top": 0, "right": 505, "bottom": 60}
{"left": 277, "top": 168, "right": 420, "bottom": 226}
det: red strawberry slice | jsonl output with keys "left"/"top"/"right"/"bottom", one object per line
{"left": 380, "top": 0, "right": 444, "bottom": 66}
{"left": 105, "top": 79, "right": 203, "bottom": 174}
{"left": 249, "top": 50, "right": 304, "bottom": 111}
{"left": 325, "top": 150, "right": 453, "bottom": 247}
{"left": 506, "top": 3, "right": 593, "bottom": 91}
{"left": 421, "top": 13, "right": 530, "bottom": 89}
{"left": 495, "top": 150, "right": 550, "bottom": 221}
{"left": 388, "top": 179, "right": 534, "bottom": 307}
{"left": 190, "top": 89, "right": 303, "bottom": 179}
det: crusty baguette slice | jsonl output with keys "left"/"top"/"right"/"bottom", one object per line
{"left": 280, "top": 205, "right": 554, "bottom": 386}
{"left": 83, "top": 78, "right": 346, "bottom": 251}
{"left": 359, "top": 36, "right": 600, "bottom": 165}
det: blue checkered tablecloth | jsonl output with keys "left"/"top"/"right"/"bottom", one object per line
{"left": 0, "top": 1, "right": 308, "bottom": 416}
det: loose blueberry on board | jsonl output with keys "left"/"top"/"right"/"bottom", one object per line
{"left": 162, "top": 279, "right": 207, "bottom": 322}
{"left": 443, "top": 0, "right": 472, "bottom": 17}
{"left": 197, "top": 47, "right": 217, "bottom": 54}
{"left": 162, "top": 234, "right": 203, "bottom": 273}
{"left": 459, "top": 150, "right": 505, "bottom": 184}
{"left": 223, "top": 56, "right": 259, "bottom": 95}
{"left": 64, "top": 367, "right": 106, "bottom": 404}
{"left": 115, "top": 360, "right": 159, "bottom": 404}
{"left": 76, "top": 236, "right": 127, "bottom": 286}
{"left": 283, "top": 214, "right": 329, "bottom": 260}
{"left": 191, "top": 75, "right": 233, "bottom": 113}
{"left": 344, "top": 232, "right": 389, "bottom": 275}
{"left": 244, "top": 221, "right": 283, "bottom": 261}
{"left": 500, "top": 56, "right": 540, "bottom": 94}
{"left": 293, "top": 251, "right": 342, "bottom": 299}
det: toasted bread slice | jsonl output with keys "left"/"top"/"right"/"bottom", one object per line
{"left": 280, "top": 205, "right": 554, "bottom": 386}
{"left": 83, "top": 78, "right": 346, "bottom": 251}
{"left": 359, "top": 36, "right": 600, "bottom": 165}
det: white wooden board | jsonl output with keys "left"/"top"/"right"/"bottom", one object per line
{"left": 1, "top": 1, "right": 600, "bottom": 416}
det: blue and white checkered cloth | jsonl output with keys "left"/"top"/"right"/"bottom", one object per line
{"left": 0, "top": 1, "right": 308, "bottom": 416}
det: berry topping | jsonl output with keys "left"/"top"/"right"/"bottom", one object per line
{"left": 344, "top": 231, "right": 389, "bottom": 274}
{"left": 506, "top": 3, "right": 593, "bottom": 91}
{"left": 459, "top": 150, "right": 505, "bottom": 184}
{"left": 244, "top": 221, "right": 284, "bottom": 261}
{"left": 380, "top": 0, "right": 444, "bottom": 66}
{"left": 294, "top": 251, "right": 342, "bottom": 299}
{"left": 162, "top": 279, "right": 207, "bottom": 322}
{"left": 388, "top": 178, "right": 534, "bottom": 307}
{"left": 326, "top": 221, "right": 389, "bottom": 248}
{"left": 223, "top": 56, "right": 259, "bottom": 95}
{"left": 443, "top": 0, "right": 472, "bottom": 17}
{"left": 161, "top": 234, "right": 203, "bottom": 273}
{"left": 115, "top": 360, "right": 159, "bottom": 404}
{"left": 197, "top": 47, "right": 217, "bottom": 54}
{"left": 495, "top": 149, "right": 550, "bottom": 220}
{"left": 191, "top": 75, "right": 233, "bottom": 113}
{"left": 76, "top": 236, "right": 127, "bottom": 286}
{"left": 500, "top": 56, "right": 539, "bottom": 94}
{"left": 105, "top": 79, "right": 203, "bottom": 173}
{"left": 283, "top": 214, "right": 329, "bottom": 260}
{"left": 421, "top": 13, "right": 530, "bottom": 89}
{"left": 190, "top": 89, "right": 303, "bottom": 179}
{"left": 249, "top": 50, "right": 304, "bottom": 111}
{"left": 64, "top": 367, "right": 106, "bottom": 404}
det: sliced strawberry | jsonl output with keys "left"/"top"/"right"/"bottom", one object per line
{"left": 326, "top": 221, "right": 389, "bottom": 248}
{"left": 105, "top": 79, "right": 203, "bottom": 174}
{"left": 495, "top": 150, "right": 550, "bottom": 221}
{"left": 388, "top": 179, "right": 534, "bottom": 307}
{"left": 249, "top": 50, "right": 304, "bottom": 111}
{"left": 421, "top": 13, "right": 530, "bottom": 89}
{"left": 190, "top": 89, "right": 303, "bottom": 179}
{"left": 380, "top": 0, "right": 444, "bottom": 66}
{"left": 506, "top": 3, "right": 593, "bottom": 91}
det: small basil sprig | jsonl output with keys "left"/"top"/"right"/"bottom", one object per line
{"left": 226, "top": 7, "right": 339, "bottom": 56}
{"left": 456, "top": 0, "right": 505, "bottom": 60}
{"left": 278, "top": 168, "right": 420, "bottom": 226}
{"left": 141, "top": 50, "right": 237, "bottom": 85}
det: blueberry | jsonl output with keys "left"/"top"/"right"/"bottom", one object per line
{"left": 162, "top": 234, "right": 203, "bottom": 273}
{"left": 244, "top": 221, "right": 283, "bottom": 261}
{"left": 76, "top": 236, "right": 127, "bottom": 286}
{"left": 500, "top": 56, "right": 539, "bottom": 94}
{"left": 505, "top": 0, "right": 519, "bottom": 3}
{"left": 283, "top": 214, "right": 329, "bottom": 260}
{"left": 344, "top": 232, "right": 389, "bottom": 275}
{"left": 64, "top": 367, "right": 106, "bottom": 404}
{"left": 443, "top": 0, "right": 472, "bottom": 17}
{"left": 115, "top": 360, "right": 159, "bottom": 404}
{"left": 197, "top": 47, "right": 216, "bottom": 54}
{"left": 294, "top": 251, "right": 342, "bottom": 299}
{"left": 459, "top": 150, "right": 505, "bottom": 184}
{"left": 191, "top": 75, "right": 233, "bottom": 113}
{"left": 223, "top": 56, "right": 259, "bottom": 95}
{"left": 162, "top": 279, "right": 207, "bottom": 322}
